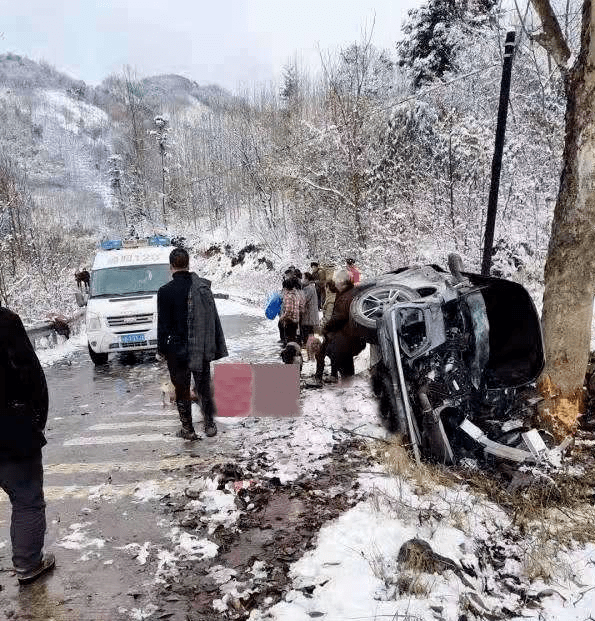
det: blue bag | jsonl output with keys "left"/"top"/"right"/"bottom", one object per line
{"left": 265, "top": 292, "right": 282, "bottom": 320}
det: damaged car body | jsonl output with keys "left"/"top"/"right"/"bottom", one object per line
{"left": 350, "top": 255, "right": 567, "bottom": 466}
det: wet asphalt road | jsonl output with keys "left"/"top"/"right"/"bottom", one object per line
{"left": 0, "top": 310, "right": 277, "bottom": 621}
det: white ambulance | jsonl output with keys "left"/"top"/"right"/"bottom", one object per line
{"left": 83, "top": 238, "right": 173, "bottom": 365}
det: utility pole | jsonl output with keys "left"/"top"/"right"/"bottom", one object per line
{"left": 481, "top": 30, "right": 516, "bottom": 276}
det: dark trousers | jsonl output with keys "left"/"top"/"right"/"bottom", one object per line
{"left": 278, "top": 320, "right": 285, "bottom": 342}
{"left": 334, "top": 353, "right": 355, "bottom": 378}
{"left": 300, "top": 325, "right": 314, "bottom": 346}
{"left": 0, "top": 453, "right": 46, "bottom": 572}
{"left": 326, "top": 337, "right": 355, "bottom": 378}
{"left": 167, "top": 354, "right": 215, "bottom": 422}
{"left": 316, "top": 285, "right": 325, "bottom": 310}
{"left": 315, "top": 337, "right": 338, "bottom": 379}
{"left": 280, "top": 320, "right": 298, "bottom": 346}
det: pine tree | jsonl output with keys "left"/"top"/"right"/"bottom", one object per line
{"left": 398, "top": 0, "right": 496, "bottom": 87}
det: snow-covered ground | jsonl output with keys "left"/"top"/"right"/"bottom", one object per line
{"left": 33, "top": 288, "right": 595, "bottom": 621}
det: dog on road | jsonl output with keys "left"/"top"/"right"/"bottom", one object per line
{"left": 280, "top": 342, "right": 303, "bottom": 372}
{"left": 305, "top": 334, "right": 322, "bottom": 361}
{"left": 161, "top": 381, "right": 199, "bottom": 406}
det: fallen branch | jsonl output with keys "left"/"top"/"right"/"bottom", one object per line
{"left": 338, "top": 426, "right": 391, "bottom": 444}
{"left": 309, "top": 419, "right": 391, "bottom": 444}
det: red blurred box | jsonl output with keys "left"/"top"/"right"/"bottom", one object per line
{"left": 213, "top": 363, "right": 300, "bottom": 418}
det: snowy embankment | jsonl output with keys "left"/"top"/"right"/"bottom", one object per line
{"left": 37, "top": 332, "right": 86, "bottom": 367}
{"left": 252, "top": 451, "right": 595, "bottom": 621}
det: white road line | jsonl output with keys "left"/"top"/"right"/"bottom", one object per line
{"left": 44, "top": 455, "right": 206, "bottom": 475}
{"left": 0, "top": 480, "right": 188, "bottom": 503}
{"left": 78, "top": 409, "right": 188, "bottom": 418}
{"left": 96, "top": 410, "right": 174, "bottom": 416}
{"left": 64, "top": 433, "right": 179, "bottom": 446}
{"left": 88, "top": 420, "right": 180, "bottom": 430}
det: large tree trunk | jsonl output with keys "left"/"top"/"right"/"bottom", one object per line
{"left": 538, "top": 0, "right": 595, "bottom": 437}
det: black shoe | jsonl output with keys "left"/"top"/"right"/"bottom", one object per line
{"left": 17, "top": 553, "right": 55, "bottom": 585}
{"left": 305, "top": 377, "right": 323, "bottom": 388}
{"left": 177, "top": 427, "right": 198, "bottom": 441}
{"left": 204, "top": 420, "right": 217, "bottom": 437}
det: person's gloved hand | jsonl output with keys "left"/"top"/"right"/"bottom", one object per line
{"left": 155, "top": 351, "right": 165, "bottom": 363}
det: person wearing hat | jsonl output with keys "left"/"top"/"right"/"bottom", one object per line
{"left": 345, "top": 258, "right": 361, "bottom": 285}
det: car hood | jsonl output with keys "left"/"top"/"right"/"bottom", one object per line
{"left": 465, "top": 273, "right": 544, "bottom": 388}
{"left": 87, "top": 294, "right": 157, "bottom": 318}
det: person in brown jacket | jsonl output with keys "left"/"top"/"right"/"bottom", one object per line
{"left": 323, "top": 270, "right": 366, "bottom": 381}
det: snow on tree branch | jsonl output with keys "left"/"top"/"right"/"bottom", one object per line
{"left": 297, "top": 177, "right": 355, "bottom": 207}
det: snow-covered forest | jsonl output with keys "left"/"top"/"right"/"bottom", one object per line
{"left": 0, "top": 0, "right": 572, "bottom": 322}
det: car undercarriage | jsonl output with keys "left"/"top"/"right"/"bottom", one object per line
{"left": 350, "top": 255, "right": 568, "bottom": 467}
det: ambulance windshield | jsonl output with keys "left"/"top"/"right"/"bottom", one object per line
{"left": 90, "top": 264, "right": 171, "bottom": 297}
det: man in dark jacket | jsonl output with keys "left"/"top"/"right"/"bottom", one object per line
{"left": 323, "top": 270, "right": 366, "bottom": 381}
{"left": 0, "top": 306, "right": 55, "bottom": 584}
{"left": 310, "top": 262, "right": 326, "bottom": 310}
{"left": 158, "top": 248, "right": 228, "bottom": 439}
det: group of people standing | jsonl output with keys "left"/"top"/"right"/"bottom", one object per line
{"left": 268, "top": 258, "right": 364, "bottom": 386}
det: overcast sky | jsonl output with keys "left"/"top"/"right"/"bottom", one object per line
{"left": 2, "top": 0, "right": 422, "bottom": 92}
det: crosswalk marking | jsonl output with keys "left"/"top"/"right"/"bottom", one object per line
{"left": 72, "top": 409, "right": 198, "bottom": 418}
{"left": 0, "top": 480, "right": 189, "bottom": 503}
{"left": 64, "top": 433, "right": 179, "bottom": 446}
{"left": 89, "top": 420, "right": 182, "bottom": 431}
{"left": 87, "top": 410, "right": 176, "bottom": 417}
{"left": 44, "top": 455, "right": 206, "bottom": 475}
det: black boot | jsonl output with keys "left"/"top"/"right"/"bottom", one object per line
{"left": 203, "top": 408, "right": 217, "bottom": 438}
{"left": 176, "top": 400, "right": 197, "bottom": 440}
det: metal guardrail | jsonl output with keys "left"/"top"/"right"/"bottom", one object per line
{"left": 26, "top": 309, "right": 86, "bottom": 350}
{"left": 25, "top": 293, "right": 229, "bottom": 351}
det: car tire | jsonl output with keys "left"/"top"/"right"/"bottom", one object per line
{"left": 350, "top": 282, "right": 421, "bottom": 342}
{"left": 88, "top": 343, "right": 109, "bottom": 365}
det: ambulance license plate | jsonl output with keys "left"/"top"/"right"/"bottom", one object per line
{"left": 121, "top": 333, "right": 146, "bottom": 344}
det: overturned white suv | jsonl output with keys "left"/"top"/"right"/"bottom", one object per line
{"left": 350, "top": 255, "right": 567, "bottom": 466}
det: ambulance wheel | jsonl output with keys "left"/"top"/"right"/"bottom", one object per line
{"left": 88, "top": 344, "right": 108, "bottom": 365}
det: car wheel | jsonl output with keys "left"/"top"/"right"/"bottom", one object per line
{"left": 351, "top": 282, "right": 420, "bottom": 341}
{"left": 88, "top": 343, "right": 108, "bottom": 365}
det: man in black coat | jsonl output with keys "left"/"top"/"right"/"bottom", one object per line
{"left": 310, "top": 262, "right": 326, "bottom": 310}
{"left": 158, "top": 248, "right": 228, "bottom": 440}
{"left": 0, "top": 306, "right": 55, "bottom": 584}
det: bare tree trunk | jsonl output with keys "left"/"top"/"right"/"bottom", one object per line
{"left": 537, "top": 0, "right": 595, "bottom": 437}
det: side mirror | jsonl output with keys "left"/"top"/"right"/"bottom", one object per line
{"left": 75, "top": 291, "right": 88, "bottom": 307}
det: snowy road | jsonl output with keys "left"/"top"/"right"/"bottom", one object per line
{"left": 0, "top": 297, "right": 383, "bottom": 621}
{"left": 0, "top": 299, "right": 306, "bottom": 620}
